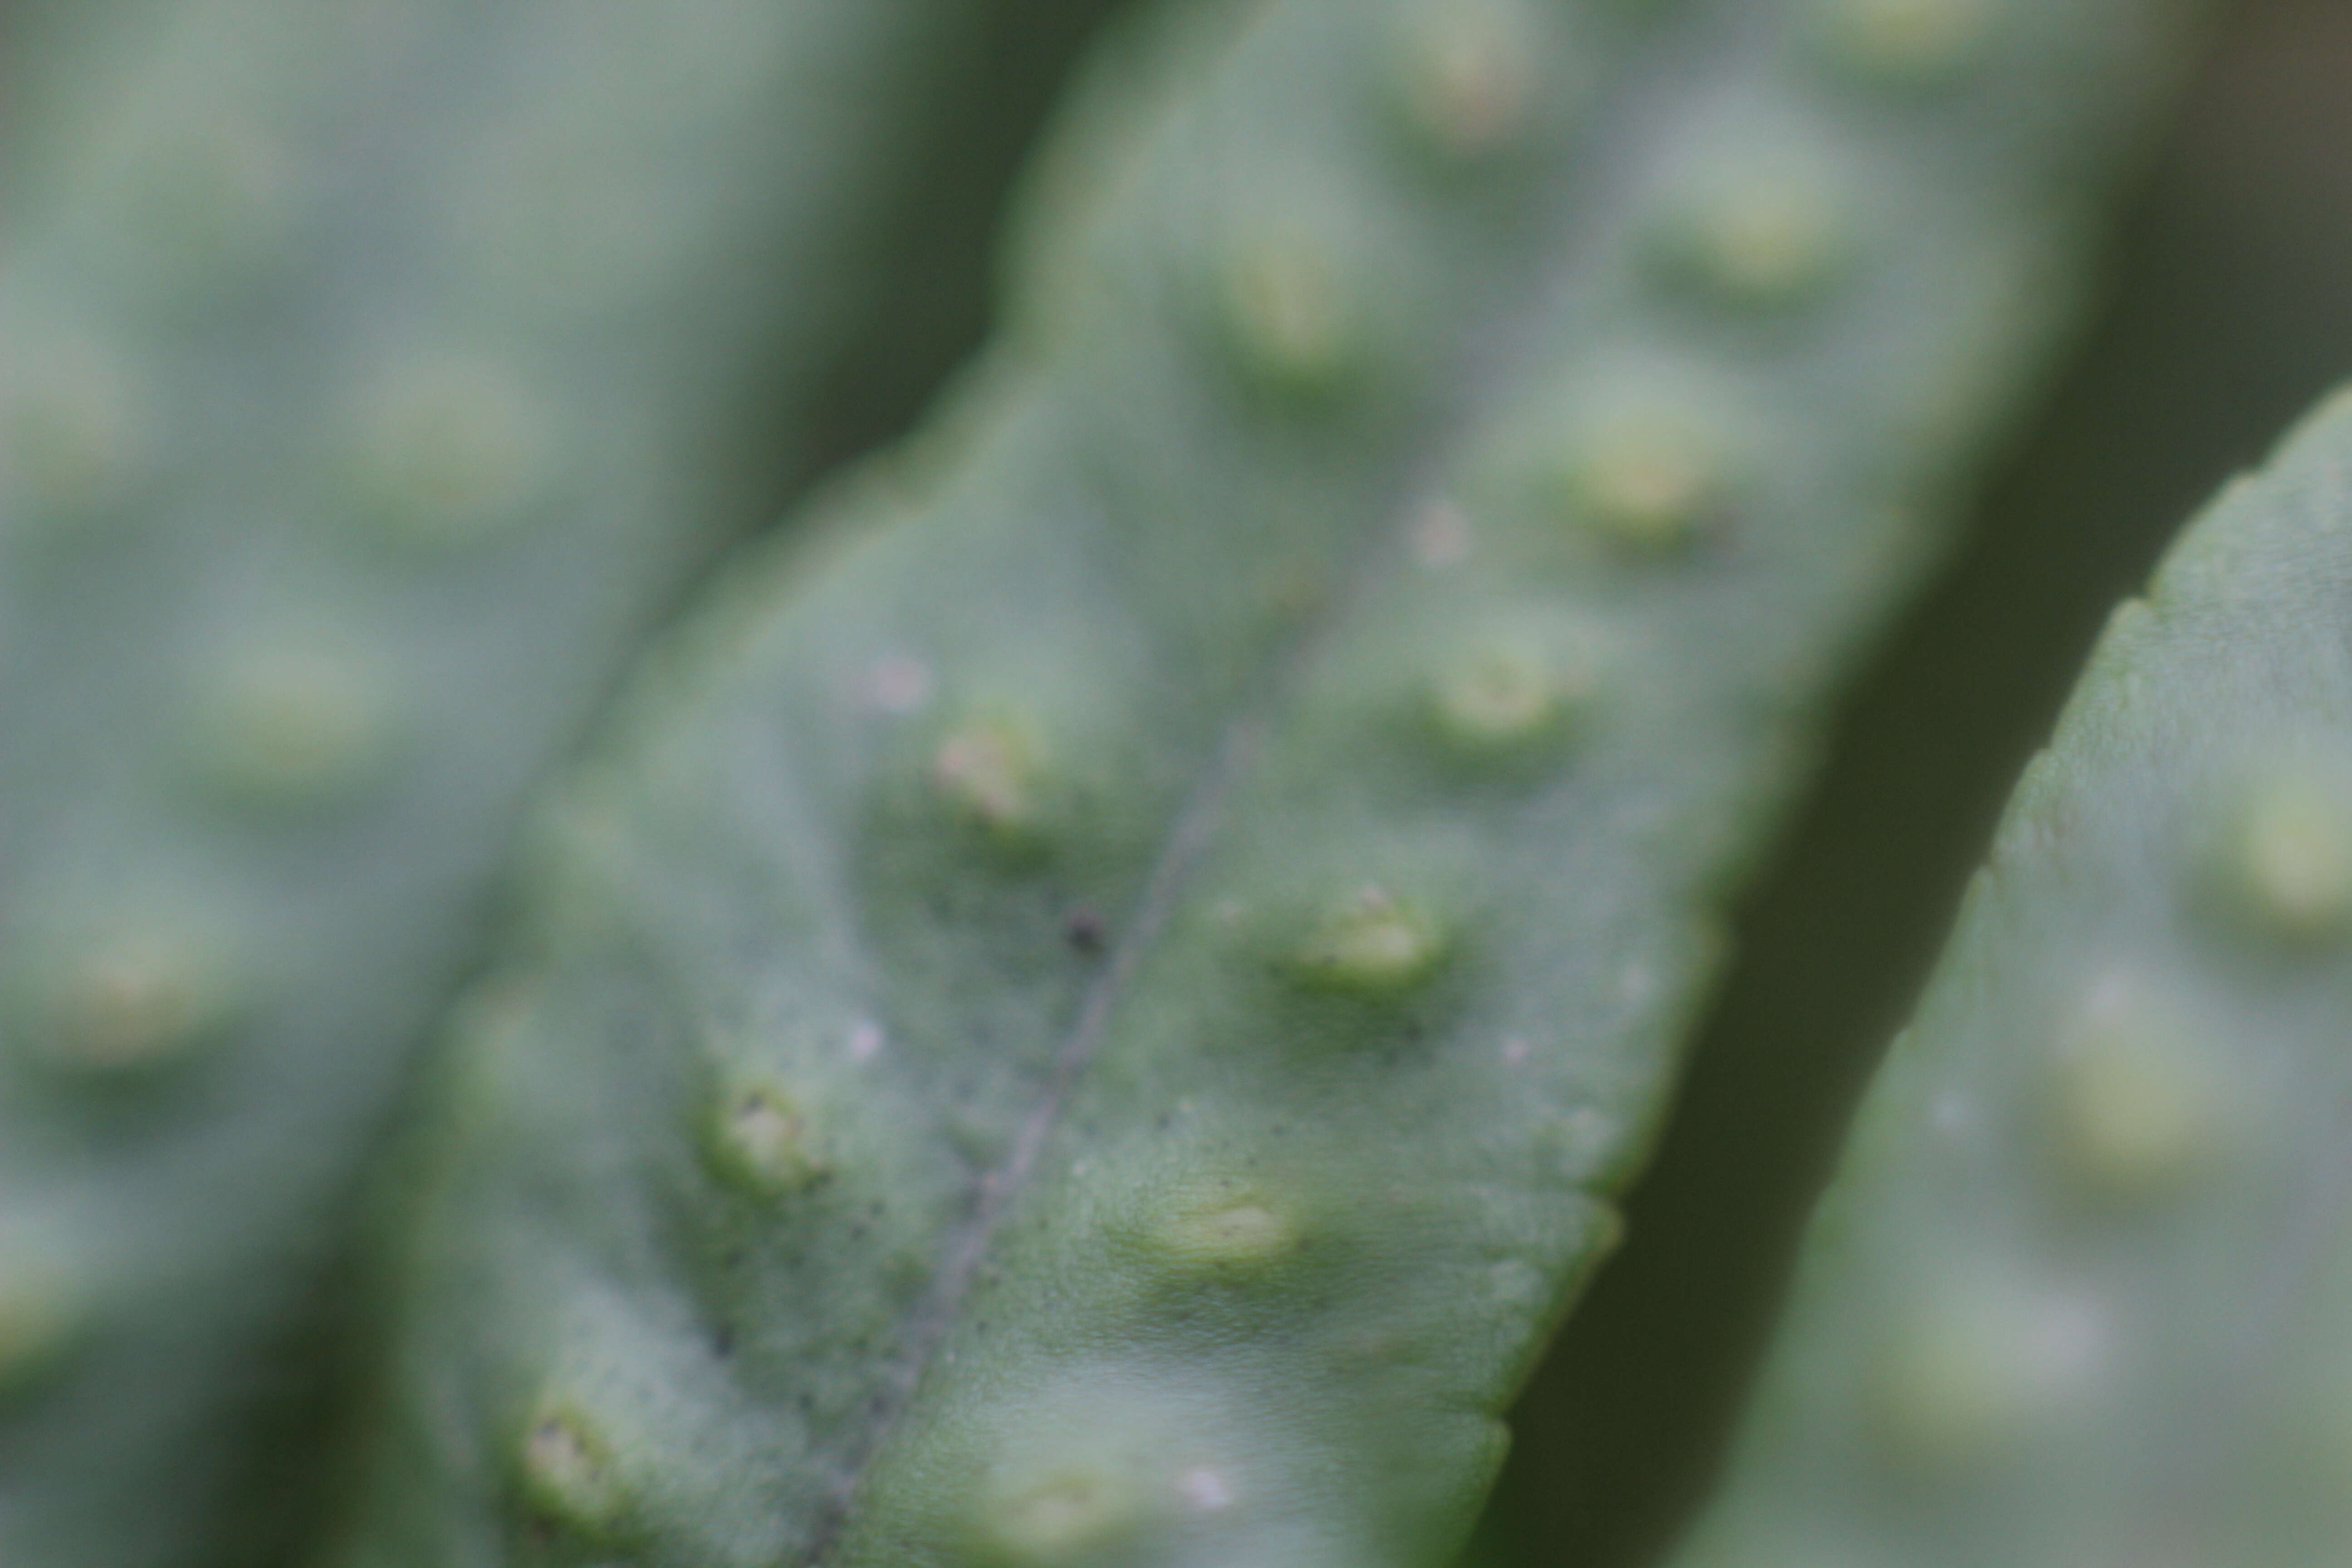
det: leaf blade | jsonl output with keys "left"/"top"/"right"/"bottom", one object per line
{"left": 331, "top": 0, "right": 2200, "bottom": 1563}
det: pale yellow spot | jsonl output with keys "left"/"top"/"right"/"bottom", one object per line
{"left": 932, "top": 717, "right": 1044, "bottom": 839}
{"left": 0, "top": 342, "right": 154, "bottom": 519}
{"left": 519, "top": 1402, "right": 622, "bottom": 1529}
{"left": 1565, "top": 412, "right": 1726, "bottom": 549}
{"left": 1397, "top": 0, "right": 1541, "bottom": 158}
{"left": 197, "top": 647, "right": 388, "bottom": 804}
{"left": 2231, "top": 769, "right": 2352, "bottom": 942}
{"left": 1817, "top": 0, "right": 1996, "bottom": 85}
{"left": 1669, "top": 175, "right": 1845, "bottom": 308}
{"left": 1875, "top": 1286, "right": 2108, "bottom": 1465}
{"left": 1223, "top": 240, "right": 1357, "bottom": 395}
{"left": 349, "top": 354, "right": 554, "bottom": 545}
{"left": 1877, "top": 1313, "right": 2026, "bottom": 1464}
{"left": 0, "top": 1266, "right": 77, "bottom": 1393}
{"left": 1294, "top": 887, "right": 1448, "bottom": 994}
{"left": 707, "top": 1078, "right": 826, "bottom": 1196}
{"left": 46, "top": 931, "right": 233, "bottom": 1072}
{"left": 1432, "top": 637, "right": 1594, "bottom": 751}
{"left": 984, "top": 1463, "right": 1141, "bottom": 1564}
{"left": 1159, "top": 1182, "right": 1296, "bottom": 1272}
{"left": 2051, "top": 979, "right": 2215, "bottom": 1197}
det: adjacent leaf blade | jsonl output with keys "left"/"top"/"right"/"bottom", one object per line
{"left": 0, "top": 0, "right": 1049, "bottom": 1560}
{"left": 1667, "top": 388, "right": 2352, "bottom": 1567}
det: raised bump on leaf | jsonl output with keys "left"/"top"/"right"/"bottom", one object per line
{"left": 1429, "top": 632, "right": 1598, "bottom": 753}
{"left": 1872, "top": 1284, "right": 2109, "bottom": 1466}
{"left": 517, "top": 1398, "right": 625, "bottom": 1534}
{"left": 1220, "top": 236, "right": 1360, "bottom": 398}
{"left": 348, "top": 353, "right": 556, "bottom": 547}
{"left": 1811, "top": 0, "right": 1997, "bottom": 87}
{"left": 0, "top": 338, "right": 155, "bottom": 522}
{"left": 2048, "top": 975, "right": 2217, "bottom": 1197}
{"left": 1554, "top": 405, "right": 1730, "bottom": 552}
{"left": 1653, "top": 163, "right": 1847, "bottom": 311}
{"left": 2222, "top": 765, "right": 2352, "bottom": 943}
{"left": 191, "top": 644, "right": 391, "bottom": 805}
{"left": 1392, "top": 0, "right": 1544, "bottom": 161}
{"left": 1150, "top": 1177, "right": 1299, "bottom": 1275}
{"left": 1432, "top": 641, "right": 1556, "bottom": 749}
{"left": 0, "top": 1256, "right": 81, "bottom": 1396}
{"left": 33, "top": 925, "right": 239, "bottom": 1074}
{"left": 980, "top": 1460, "right": 1146, "bottom": 1565}
{"left": 933, "top": 712, "right": 1049, "bottom": 842}
{"left": 1290, "top": 886, "right": 1450, "bottom": 995}
{"left": 705, "top": 1074, "right": 829, "bottom": 1197}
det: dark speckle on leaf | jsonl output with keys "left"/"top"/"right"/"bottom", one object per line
{"left": 1063, "top": 903, "right": 1106, "bottom": 952}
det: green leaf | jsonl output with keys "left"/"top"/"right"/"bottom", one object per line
{"left": 0, "top": 0, "right": 1044, "bottom": 1559}
{"left": 1669, "top": 386, "right": 2352, "bottom": 1567}
{"left": 323, "top": 0, "right": 2195, "bottom": 1563}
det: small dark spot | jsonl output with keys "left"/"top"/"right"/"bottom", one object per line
{"left": 1063, "top": 904, "right": 1106, "bottom": 952}
{"left": 723, "top": 1248, "right": 746, "bottom": 1269}
{"left": 712, "top": 1324, "right": 735, "bottom": 1358}
{"left": 1156, "top": 1113, "right": 1172, "bottom": 1132}
{"left": 849, "top": 1223, "right": 868, "bottom": 1241}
